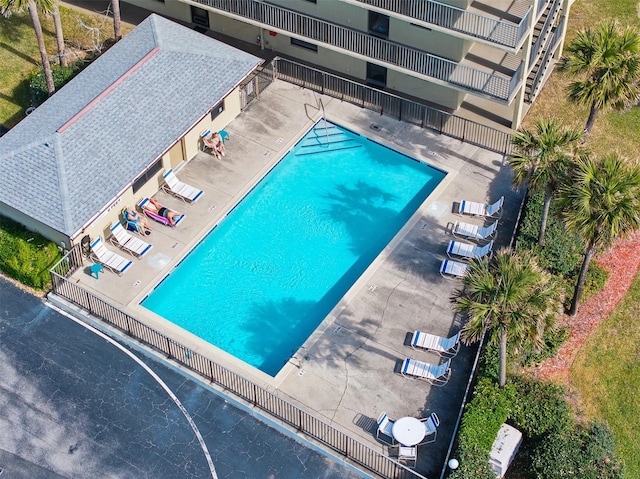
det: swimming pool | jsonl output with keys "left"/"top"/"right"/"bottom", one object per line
{"left": 142, "top": 120, "right": 446, "bottom": 376}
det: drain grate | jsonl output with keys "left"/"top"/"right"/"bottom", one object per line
{"left": 370, "top": 124, "right": 381, "bottom": 131}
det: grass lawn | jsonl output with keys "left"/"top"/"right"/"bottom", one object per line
{"left": 523, "top": 0, "right": 640, "bottom": 160}
{"left": 570, "top": 275, "right": 640, "bottom": 477}
{"left": 0, "top": 5, "right": 126, "bottom": 128}
{"left": 529, "top": 0, "right": 640, "bottom": 475}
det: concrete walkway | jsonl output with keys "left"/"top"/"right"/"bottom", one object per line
{"left": 53, "top": 78, "right": 522, "bottom": 478}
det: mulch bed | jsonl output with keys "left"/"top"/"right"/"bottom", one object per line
{"left": 530, "top": 231, "right": 640, "bottom": 385}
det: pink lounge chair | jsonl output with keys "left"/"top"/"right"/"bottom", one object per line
{"left": 138, "top": 198, "right": 185, "bottom": 227}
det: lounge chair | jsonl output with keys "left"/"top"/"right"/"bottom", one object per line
{"left": 452, "top": 220, "right": 497, "bottom": 242}
{"left": 419, "top": 412, "right": 440, "bottom": 445}
{"left": 410, "top": 331, "right": 461, "bottom": 357}
{"left": 89, "top": 237, "right": 132, "bottom": 276}
{"left": 161, "top": 169, "right": 203, "bottom": 204}
{"left": 109, "top": 223, "right": 152, "bottom": 258}
{"left": 400, "top": 357, "right": 451, "bottom": 386}
{"left": 447, "top": 239, "right": 494, "bottom": 261}
{"left": 397, "top": 445, "right": 417, "bottom": 468}
{"left": 122, "top": 208, "right": 142, "bottom": 234}
{"left": 138, "top": 198, "right": 185, "bottom": 227}
{"left": 200, "top": 129, "right": 229, "bottom": 152}
{"left": 459, "top": 196, "right": 504, "bottom": 218}
{"left": 376, "top": 412, "right": 397, "bottom": 446}
{"left": 440, "top": 259, "right": 469, "bottom": 279}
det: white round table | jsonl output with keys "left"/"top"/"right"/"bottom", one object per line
{"left": 392, "top": 417, "right": 425, "bottom": 446}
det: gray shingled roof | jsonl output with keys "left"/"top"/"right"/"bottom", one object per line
{"left": 0, "top": 14, "right": 262, "bottom": 238}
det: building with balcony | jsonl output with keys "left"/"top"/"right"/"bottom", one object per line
{"left": 121, "top": 0, "right": 574, "bottom": 130}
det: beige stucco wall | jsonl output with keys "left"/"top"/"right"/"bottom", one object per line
{"left": 390, "top": 20, "right": 471, "bottom": 62}
{"left": 76, "top": 86, "right": 244, "bottom": 245}
{"left": 0, "top": 85, "right": 245, "bottom": 248}
{"left": 386, "top": 71, "right": 466, "bottom": 110}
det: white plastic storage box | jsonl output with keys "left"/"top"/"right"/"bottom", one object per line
{"left": 489, "top": 423, "right": 522, "bottom": 477}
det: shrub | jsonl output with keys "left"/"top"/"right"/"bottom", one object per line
{"left": 509, "top": 377, "right": 573, "bottom": 438}
{"left": 515, "top": 190, "right": 584, "bottom": 276}
{"left": 530, "top": 421, "right": 623, "bottom": 479}
{"left": 448, "top": 377, "right": 515, "bottom": 478}
{"left": 29, "top": 63, "right": 79, "bottom": 106}
{"left": 581, "top": 261, "right": 610, "bottom": 301}
{"left": 0, "top": 216, "right": 61, "bottom": 289}
{"left": 518, "top": 325, "right": 570, "bottom": 367}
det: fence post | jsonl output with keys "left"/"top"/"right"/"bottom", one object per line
{"left": 166, "top": 337, "right": 172, "bottom": 359}
{"left": 86, "top": 290, "right": 92, "bottom": 314}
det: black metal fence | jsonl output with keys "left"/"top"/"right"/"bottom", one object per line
{"left": 271, "top": 57, "right": 514, "bottom": 156}
{"left": 50, "top": 246, "right": 426, "bottom": 479}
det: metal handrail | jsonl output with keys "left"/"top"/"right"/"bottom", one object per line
{"left": 272, "top": 58, "right": 514, "bottom": 155}
{"left": 347, "top": 0, "right": 530, "bottom": 49}
{"left": 192, "top": 0, "right": 517, "bottom": 101}
{"left": 528, "top": 0, "right": 562, "bottom": 71}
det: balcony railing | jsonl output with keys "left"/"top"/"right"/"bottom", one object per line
{"left": 193, "top": 0, "right": 518, "bottom": 101}
{"left": 347, "top": 0, "right": 531, "bottom": 50}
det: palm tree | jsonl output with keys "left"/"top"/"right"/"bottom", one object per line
{"left": 451, "top": 249, "right": 562, "bottom": 387}
{"left": 0, "top": 0, "right": 55, "bottom": 95}
{"left": 557, "top": 153, "right": 640, "bottom": 316}
{"left": 112, "top": 0, "right": 122, "bottom": 41}
{"left": 50, "top": 0, "right": 67, "bottom": 66}
{"left": 509, "top": 118, "right": 583, "bottom": 246}
{"left": 559, "top": 21, "right": 640, "bottom": 140}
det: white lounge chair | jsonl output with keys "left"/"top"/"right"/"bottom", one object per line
{"left": 410, "top": 331, "right": 461, "bottom": 357}
{"left": 89, "top": 237, "right": 132, "bottom": 276}
{"left": 419, "top": 412, "right": 440, "bottom": 445}
{"left": 452, "top": 220, "right": 497, "bottom": 242}
{"left": 376, "top": 412, "right": 397, "bottom": 446}
{"left": 459, "top": 196, "right": 504, "bottom": 218}
{"left": 447, "top": 239, "right": 494, "bottom": 261}
{"left": 109, "top": 223, "right": 152, "bottom": 258}
{"left": 400, "top": 357, "right": 451, "bottom": 386}
{"left": 397, "top": 445, "right": 417, "bottom": 468}
{"left": 440, "top": 259, "right": 469, "bottom": 279}
{"left": 161, "top": 169, "right": 203, "bottom": 204}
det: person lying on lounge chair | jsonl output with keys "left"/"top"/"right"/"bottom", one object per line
{"left": 203, "top": 131, "right": 225, "bottom": 159}
{"left": 125, "top": 207, "right": 152, "bottom": 236}
{"left": 144, "top": 198, "right": 182, "bottom": 226}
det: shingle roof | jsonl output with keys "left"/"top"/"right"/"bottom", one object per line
{"left": 0, "top": 14, "right": 262, "bottom": 238}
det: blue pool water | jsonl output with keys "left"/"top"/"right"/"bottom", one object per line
{"left": 142, "top": 121, "right": 446, "bottom": 376}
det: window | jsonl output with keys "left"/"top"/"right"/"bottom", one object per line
{"left": 210, "top": 100, "right": 225, "bottom": 120}
{"left": 132, "top": 159, "right": 162, "bottom": 193}
{"left": 368, "top": 11, "right": 389, "bottom": 39}
{"left": 366, "top": 63, "right": 387, "bottom": 88}
{"left": 291, "top": 38, "right": 318, "bottom": 52}
{"left": 191, "top": 6, "right": 209, "bottom": 28}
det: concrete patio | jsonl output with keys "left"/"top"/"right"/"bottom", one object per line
{"left": 54, "top": 79, "right": 522, "bottom": 478}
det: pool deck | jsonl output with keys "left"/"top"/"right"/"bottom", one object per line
{"left": 55, "top": 79, "right": 522, "bottom": 477}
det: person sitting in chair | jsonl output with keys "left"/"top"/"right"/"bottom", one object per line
{"left": 125, "top": 207, "right": 152, "bottom": 236}
{"left": 145, "top": 198, "right": 182, "bottom": 226}
{"left": 204, "top": 131, "right": 225, "bottom": 159}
